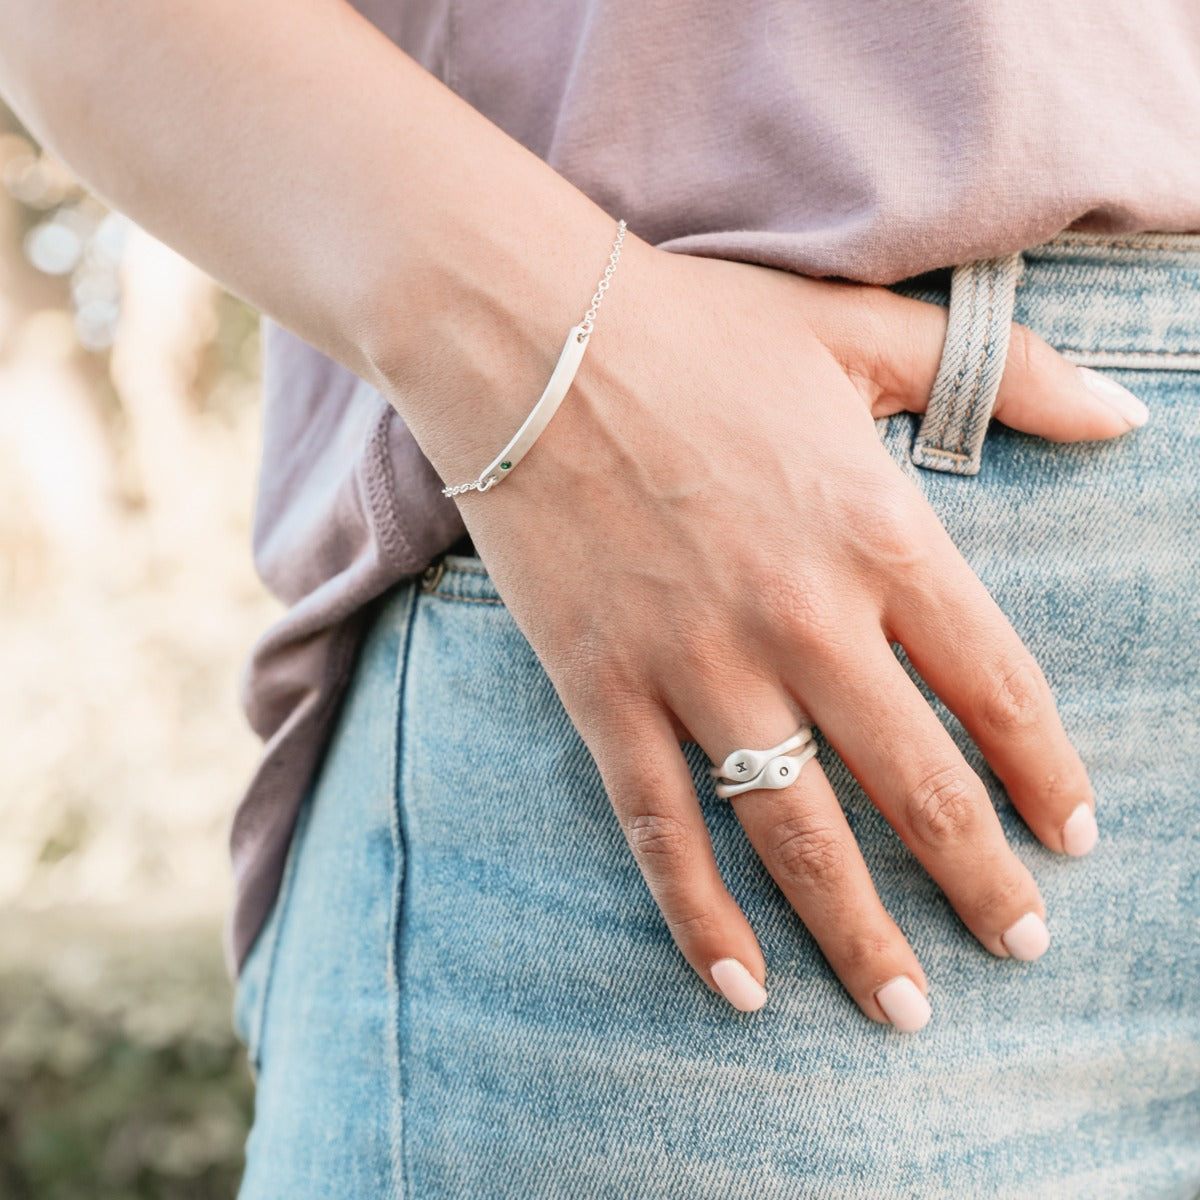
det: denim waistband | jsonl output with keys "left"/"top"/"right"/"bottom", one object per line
{"left": 896, "top": 230, "right": 1200, "bottom": 358}
{"left": 887, "top": 229, "right": 1200, "bottom": 476}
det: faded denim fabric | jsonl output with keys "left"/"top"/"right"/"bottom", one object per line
{"left": 233, "top": 230, "right": 1200, "bottom": 1198}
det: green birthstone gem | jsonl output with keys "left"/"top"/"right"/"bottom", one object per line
{"left": 500, "top": 461, "right": 512, "bottom": 470}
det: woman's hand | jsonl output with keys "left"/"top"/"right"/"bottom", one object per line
{"left": 449, "top": 236, "right": 1132, "bottom": 1031}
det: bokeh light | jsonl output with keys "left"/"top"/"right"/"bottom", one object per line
{"left": 1, "top": 101, "right": 275, "bottom": 1196}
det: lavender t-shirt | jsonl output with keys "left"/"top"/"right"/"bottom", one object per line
{"left": 227, "top": 0, "right": 1200, "bottom": 973}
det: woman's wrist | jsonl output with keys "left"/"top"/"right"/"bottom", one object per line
{"left": 363, "top": 204, "right": 659, "bottom": 495}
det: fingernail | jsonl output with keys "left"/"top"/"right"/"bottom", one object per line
{"left": 874, "top": 976, "right": 932, "bottom": 1033}
{"left": 1062, "top": 801, "right": 1100, "bottom": 857}
{"left": 1077, "top": 366, "right": 1150, "bottom": 428}
{"left": 710, "top": 958, "right": 767, "bottom": 1012}
{"left": 1001, "top": 912, "right": 1051, "bottom": 962}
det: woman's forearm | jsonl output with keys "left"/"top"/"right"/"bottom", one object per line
{"left": 0, "top": 0, "right": 625, "bottom": 476}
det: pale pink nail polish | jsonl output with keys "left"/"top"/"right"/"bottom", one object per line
{"left": 710, "top": 958, "right": 767, "bottom": 1012}
{"left": 874, "top": 976, "right": 932, "bottom": 1033}
{"left": 1001, "top": 912, "right": 1051, "bottom": 961}
{"left": 1077, "top": 366, "right": 1150, "bottom": 427}
{"left": 1062, "top": 802, "right": 1099, "bottom": 857}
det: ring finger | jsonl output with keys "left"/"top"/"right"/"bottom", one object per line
{"left": 664, "top": 676, "right": 933, "bottom": 1032}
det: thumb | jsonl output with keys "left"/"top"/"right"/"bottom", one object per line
{"left": 991, "top": 324, "right": 1150, "bottom": 440}
{"left": 856, "top": 289, "right": 1150, "bottom": 441}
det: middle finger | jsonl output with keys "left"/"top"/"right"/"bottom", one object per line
{"left": 790, "top": 635, "right": 1053, "bottom": 962}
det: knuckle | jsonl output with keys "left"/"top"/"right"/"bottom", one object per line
{"left": 1038, "top": 760, "right": 1091, "bottom": 808}
{"left": 766, "top": 817, "right": 848, "bottom": 888}
{"left": 976, "top": 656, "right": 1046, "bottom": 736}
{"left": 669, "top": 616, "right": 735, "bottom": 677}
{"left": 904, "top": 763, "right": 982, "bottom": 847}
{"left": 667, "top": 906, "right": 724, "bottom": 943}
{"left": 623, "top": 808, "right": 694, "bottom": 869}
{"left": 846, "top": 482, "right": 930, "bottom": 577}
{"left": 562, "top": 625, "right": 638, "bottom": 696}
{"left": 552, "top": 633, "right": 625, "bottom": 717}
{"left": 968, "top": 871, "right": 1034, "bottom": 929}
{"left": 620, "top": 806, "right": 723, "bottom": 941}
{"left": 841, "top": 930, "right": 899, "bottom": 975}
{"left": 757, "top": 567, "right": 843, "bottom": 652}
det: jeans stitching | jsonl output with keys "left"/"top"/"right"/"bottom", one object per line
{"left": 388, "top": 583, "right": 421, "bottom": 1199}
{"left": 934, "top": 261, "right": 982, "bottom": 449}
{"left": 935, "top": 261, "right": 977, "bottom": 447}
{"left": 429, "top": 593, "right": 505, "bottom": 607}
{"left": 953, "top": 262, "right": 1000, "bottom": 457}
{"left": 1059, "top": 348, "right": 1200, "bottom": 361}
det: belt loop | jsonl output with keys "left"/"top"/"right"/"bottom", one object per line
{"left": 911, "top": 251, "right": 1025, "bottom": 476}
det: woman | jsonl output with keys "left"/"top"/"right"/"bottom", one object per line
{"left": 2, "top": 0, "right": 1196, "bottom": 1194}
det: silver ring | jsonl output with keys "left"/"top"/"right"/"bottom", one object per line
{"left": 708, "top": 726, "right": 817, "bottom": 799}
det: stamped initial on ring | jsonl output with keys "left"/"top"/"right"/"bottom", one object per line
{"left": 709, "top": 726, "right": 817, "bottom": 799}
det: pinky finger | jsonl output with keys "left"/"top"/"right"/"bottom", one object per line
{"left": 593, "top": 705, "right": 770, "bottom": 1013}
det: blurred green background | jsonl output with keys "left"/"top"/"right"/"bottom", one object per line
{"left": 0, "top": 99, "right": 280, "bottom": 1196}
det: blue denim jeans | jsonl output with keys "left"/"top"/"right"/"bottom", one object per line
{"left": 233, "top": 230, "right": 1200, "bottom": 1198}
